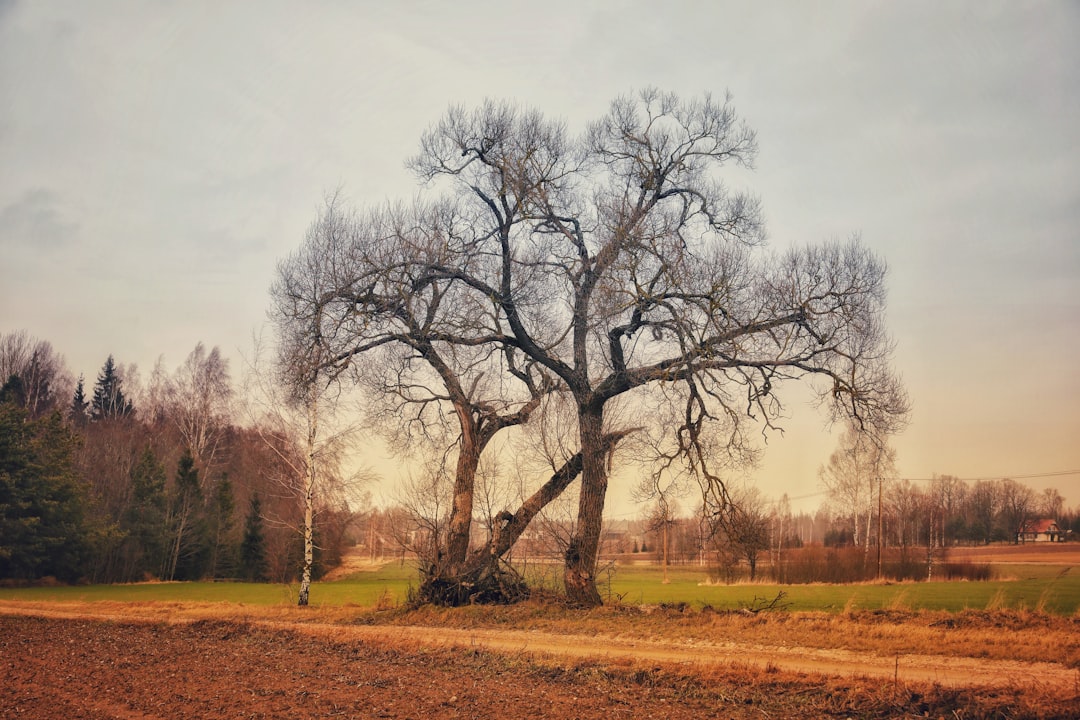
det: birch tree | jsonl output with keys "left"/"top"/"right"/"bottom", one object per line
{"left": 263, "top": 273, "right": 357, "bottom": 606}
{"left": 819, "top": 423, "right": 897, "bottom": 552}
{"left": 168, "top": 343, "right": 232, "bottom": 477}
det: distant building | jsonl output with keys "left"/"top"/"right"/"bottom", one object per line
{"left": 1016, "top": 519, "right": 1062, "bottom": 543}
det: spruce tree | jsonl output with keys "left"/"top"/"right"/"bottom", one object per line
{"left": 240, "top": 494, "right": 268, "bottom": 582}
{"left": 163, "top": 450, "right": 207, "bottom": 580}
{"left": 91, "top": 355, "right": 133, "bottom": 421}
{"left": 69, "top": 374, "right": 89, "bottom": 426}
{"left": 0, "top": 401, "right": 89, "bottom": 582}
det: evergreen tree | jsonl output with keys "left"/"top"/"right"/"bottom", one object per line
{"left": 206, "top": 474, "right": 237, "bottom": 579}
{"left": 70, "top": 374, "right": 89, "bottom": 426}
{"left": 120, "top": 447, "right": 168, "bottom": 581}
{"left": 239, "top": 494, "right": 268, "bottom": 582}
{"left": 0, "top": 401, "right": 89, "bottom": 582}
{"left": 91, "top": 355, "right": 133, "bottom": 421}
{"left": 1, "top": 374, "right": 26, "bottom": 407}
{"left": 163, "top": 450, "right": 207, "bottom": 580}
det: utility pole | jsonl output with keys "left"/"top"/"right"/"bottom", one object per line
{"left": 876, "top": 474, "right": 884, "bottom": 580}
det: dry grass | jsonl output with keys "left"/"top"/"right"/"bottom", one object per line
{"left": 369, "top": 600, "right": 1080, "bottom": 669}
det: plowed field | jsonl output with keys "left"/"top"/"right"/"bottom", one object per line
{"left": 3, "top": 609, "right": 1077, "bottom": 719}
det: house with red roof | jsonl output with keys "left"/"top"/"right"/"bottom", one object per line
{"left": 1016, "top": 519, "right": 1062, "bottom": 543}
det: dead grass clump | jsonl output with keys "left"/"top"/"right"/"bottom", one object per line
{"left": 942, "top": 561, "right": 993, "bottom": 581}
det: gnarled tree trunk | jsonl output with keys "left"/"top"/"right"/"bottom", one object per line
{"left": 564, "top": 403, "right": 607, "bottom": 607}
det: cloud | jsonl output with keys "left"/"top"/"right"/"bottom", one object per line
{"left": 0, "top": 188, "right": 78, "bottom": 250}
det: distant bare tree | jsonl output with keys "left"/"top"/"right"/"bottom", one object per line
{"left": 999, "top": 478, "right": 1036, "bottom": 545}
{"left": 706, "top": 483, "right": 771, "bottom": 581}
{"left": 819, "top": 423, "right": 897, "bottom": 553}
{"left": 967, "top": 479, "right": 1003, "bottom": 545}
{"left": 0, "top": 330, "right": 72, "bottom": 418}
{"left": 928, "top": 474, "right": 966, "bottom": 547}
{"left": 168, "top": 343, "right": 233, "bottom": 477}
{"left": 1040, "top": 487, "right": 1065, "bottom": 519}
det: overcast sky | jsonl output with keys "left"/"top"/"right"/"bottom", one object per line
{"left": 2, "top": 1, "right": 1077, "bottom": 514}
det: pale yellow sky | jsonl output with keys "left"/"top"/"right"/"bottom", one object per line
{"left": 2, "top": 1, "right": 1077, "bottom": 512}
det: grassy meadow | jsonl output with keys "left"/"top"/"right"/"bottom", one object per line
{"left": 2, "top": 557, "right": 1077, "bottom": 615}
{"left": 602, "top": 562, "right": 1080, "bottom": 614}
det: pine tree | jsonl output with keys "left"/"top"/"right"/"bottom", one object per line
{"left": 0, "top": 401, "right": 90, "bottom": 582}
{"left": 91, "top": 355, "right": 133, "bottom": 421}
{"left": 69, "top": 374, "right": 89, "bottom": 426}
{"left": 240, "top": 494, "right": 268, "bottom": 582}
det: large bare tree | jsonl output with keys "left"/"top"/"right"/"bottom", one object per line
{"left": 408, "top": 90, "right": 908, "bottom": 604}
{"left": 277, "top": 89, "right": 908, "bottom": 605}
{"left": 272, "top": 199, "right": 545, "bottom": 601}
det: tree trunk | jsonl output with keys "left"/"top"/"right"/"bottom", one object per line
{"left": 297, "top": 474, "right": 314, "bottom": 606}
{"left": 298, "top": 400, "right": 318, "bottom": 606}
{"left": 441, "top": 408, "right": 480, "bottom": 574}
{"left": 476, "top": 430, "right": 627, "bottom": 563}
{"left": 419, "top": 431, "right": 628, "bottom": 607}
{"left": 166, "top": 506, "right": 188, "bottom": 582}
{"left": 564, "top": 403, "right": 606, "bottom": 607}
{"left": 661, "top": 517, "right": 670, "bottom": 584}
{"left": 478, "top": 451, "right": 584, "bottom": 562}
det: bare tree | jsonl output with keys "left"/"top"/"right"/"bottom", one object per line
{"left": 705, "top": 482, "right": 771, "bottom": 581}
{"left": 631, "top": 418, "right": 692, "bottom": 584}
{"left": 967, "top": 479, "right": 1003, "bottom": 545}
{"left": 278, "top": 89, "right": 909, "bottom": 605}
{"left": 260, "top": 236, "right": 371, "bottom": 606}
{"left": 409, "top": 90, "right": 907, "bottom": 604}
{"left": 819, "top": 423, "right": 897, "bottom": 553}
{"left": 999, "top": 478, "right": 1036, "bottom": 545}
{"left": 1040, "top": 487, "right": 1065, "bottom": 519}
{"left": 0, "top": 330, "right": 72, "bottom": 418}
{"left": 168, "top": 343, "right": 233, "bottom": 478}
{"left": 272, "top": 197, "right": 620, "bottom": 604}
{"left": 928, "top": 474, "right": 966, "bottom": 547}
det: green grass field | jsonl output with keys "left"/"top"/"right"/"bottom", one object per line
{"left": 602, "top": 563, "right": 1080, "bottom": 614}
{"left": 2, "top": 561, "right": 1077, "bottom": 614}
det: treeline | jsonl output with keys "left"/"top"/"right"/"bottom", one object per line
{"left": 816, "top": 474, "right": 1074, "bottom": 549}
{"left": 0, "top": 330, "right": 359, "bottom": 585}
{"left": 627, "top": 475, "right": 1076, "bottom": 579}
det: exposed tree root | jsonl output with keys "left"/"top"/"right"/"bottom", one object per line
{"left": 414, "top": 560, "right": 530, "bottom": 607}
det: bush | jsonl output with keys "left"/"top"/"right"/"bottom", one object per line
{"left": 942, "top": 562, "right": 992, "bottom": 581}
{"left": 773, "top": 546, "right": 939, "bottom": 584}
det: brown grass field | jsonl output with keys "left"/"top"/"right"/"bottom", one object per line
{"left": 3, "top": 544, "right": 1079, "bottom": 719}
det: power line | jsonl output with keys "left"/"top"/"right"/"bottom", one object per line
{"left": 783, "top": 470, "right": 1080, "bottom": 502}
{"left": 897, "top": 469, "right": 1080, "bottom": 484}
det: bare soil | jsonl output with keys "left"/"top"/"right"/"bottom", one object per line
{"left": 3, "top": 604, "right": 1078, "bottom": 719}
